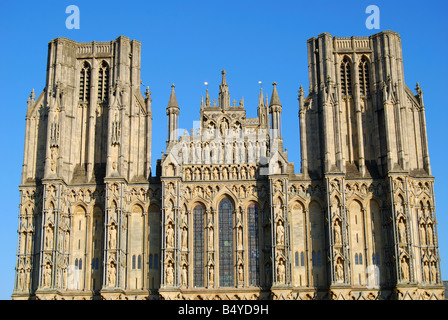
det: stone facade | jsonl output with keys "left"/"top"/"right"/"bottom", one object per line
{"left": 12, "top": 31, "right": 445, "bottom": 300}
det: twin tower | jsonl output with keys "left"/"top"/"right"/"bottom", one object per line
{"left": 13, "top": 31, "right": 444, "bottom": 300}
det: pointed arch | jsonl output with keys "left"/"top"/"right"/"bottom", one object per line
{"left": 79, "top": 61, "right": 91, "bottom": 103}
{"left": 358, "top": 55, "right": 370, "bottom": 96}
{"left": 193, "top": 203, "right": 205, "bottom": 287}
{"left": 97, "top": 60, "right": 110, "bottom": 103}
{"left": 340, "top": 56, "right": 352, "bottom": 96}
{"left": 218, "top": 196, "right": 234, "bottom": 287}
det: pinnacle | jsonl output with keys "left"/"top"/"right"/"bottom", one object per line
{"left": 269, "top": 81, "right": 281, "bottom": 107}
{"left": 167, "top": 84, "right": 179, "bottom": 108}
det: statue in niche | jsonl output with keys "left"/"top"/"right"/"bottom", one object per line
{"left": 166, "top": 223, "right": 174, "bottom": 248}
{"left": 194, "top": 167, "right": 201, "bottom": 180}
{"left": 166, "top": 261, "right": 174, "bottom": 285}
{"left": 231, "top": 167, "right": 237, "bottom": 179}
{"left": 181, "top": 227, "right": 188, "bottom": 250}
{"left": 194, "top": 142, "right": 201, "bottom": 163}
{"left": 334, "top": 220, "right": 342, "bottom": 244}
{"left": 45, "top": 224, "right": 53, "bottom": 249}
{"left": 398, "top": 218, "right": 407, "bottom": 243}
{"left": 276, "top": 259, "right": 285, "bottom": 283}
{"left": 241, "top": 167, "right": 247, "bottom": 179}
{"left": 234, "top": 123, "right": 241, "bottom": 137}
{"left": 238, "top": 264, "right": 244, "bottom": 282}
{"left": 43, "top": 262, "right": 51, "bottom": 287}
{"left": 238, "top": 226, "right": 243, "bottom": 249}
{"left": 239, "top": 186, "right": 245, "bottom": 198}
{"left": 108, "top": 224, "right": 117, "bottom": 249}
{"left": 220, "top": 119, "right": 229, "bottom": 136}
{"left": 185, "top": 168, "right": 191, "bottom": 180}
{"left": 431, "top": 262, "right": 437, "bottom": 283}
{"left": 208, "top": 123, "right": 215, "bottom": 138}
{"left": 50, "top": 147, "right": 58, "bottom": 173}
{"left": 222, "top": 167, "right": 229, "bottom": 180}
{"left": 238, "top": 141, "right": 245, "bottom": 163}
{"left": 247, "top": 141, "right": 255, "bottom": 163}
{"left": 213, "top": 167, "right": 219, "bottom": 180}
{"left": 225, "top": 142, "right": 233, "bottom": 163}
{"left": 274, "top": 180, "right": 282, "bottom": 193}
{"left": 182, "top": 142, "right": 189, "bottom": 164}
{"left": 420, "top": 224, "right": 426, "bottom": 245}
{"left": 208, "top": 227, "right": 214, "bottom": 250}
{"left": 209, "top": 265, "right": 214, "bottom": 284}
{"left": 204, "top": 143, "right": 211, "bottom": 164}
{"left": 336, "top": 258, "right": 344, "bottom": 282}
{"left": 108, "top": 262, "right": 116, "bottom": 286}
{"left": 181, "top": 264, "right": 188, "bottom": 286}
{"left": 249, "top": 166, "right": 256, "bottom": 179}
{"left": 427, "top": 224, "right": 433, "bottom": 245}
{"left": 401, "top": 256, "right": 409, "bottom": 281}
{"left": 424, "top": 261, "right": 430, "bottom": 282}
{"left": 210, "top": 141, "right": 217, "bottom": 163}
{"left": 276, "top": 220, "right": 284, "bottom": 245}
{"left": 204, "top": 167, "right": 210, "bottom": 180}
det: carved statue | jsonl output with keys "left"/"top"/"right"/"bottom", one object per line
{"left": 181, "top": 264, "right": 187, "bottom": 286}
{"left": 276, "top": 259, "right": 285, "bottom": 283}
{"left": 108, "top": 262, "right": 116, "bottom": 286}
{"left": 401, "top": 257, "right": 409, "bottom": 281}
{"left": 209, "top": 265, "right": 214, "bottom": 284}
{"left": 166, "top": 262, "right": 174, "bottom": 285}
{"left": 336, "top": 259, "right": 344, "bottom": 282}
{"left": 208, "top": 227, "right": 214, "bottom": 250}
{"left": 238, "top": 264, "right": 244, "bottom": 282}
{"left": 334, "top": 220, "right": 342, "bottom": 244}
{"left": 238, "top": 226, "right": 243, "bottom": 249}
{"left": 45, "top": 224, "right": 53, "bottom": 249}
{"left": 276, "top": 220, "right": 284, "bottom": 245}
{"left": 166, "top": 223, "right": 174, "bottom": 248}
{"left": 398, "top": 218, "right": 406, "bottom": 243}
{"left": 108, "top": 224, "right": 117, "bottom": 249}
{"left": 181, "top": 227, "right": 188, "bottom": 249}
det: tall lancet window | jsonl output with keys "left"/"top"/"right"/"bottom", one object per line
{"left": 219, "top": 197, "right": 234, "bottom": 287}
{"left": 247, "top": 203, "right": 260, "bottom": 286}
{"left": 97, "top": 60, "right": 110, "bottom": 103}
{"left": 340, "top": 56, "right": 352, "bottom": 96}
{"left": 359, "top": 56, "right": 370, "bottom": 96}
{"left": 193, "top": 205, "right": 204, "bottom": 287}
{"left": 79, "top": 61, "right": 91, "bottom": 103}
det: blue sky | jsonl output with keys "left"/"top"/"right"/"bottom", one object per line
{"left": 0, "top": 0, "right": 447, "bottom": 299}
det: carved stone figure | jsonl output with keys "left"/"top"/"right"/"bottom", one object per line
{"left": 166, "top": 262, "right": 174, "bottom": 285}
{"left": 276, "top": 220, "right": 284, "bottom": 245}
{"left": 398, "top": 218, "right": 406, "bottom": 243}
{"left": 276, "top": 259, "right": 285, "bottom": 283}
{"left": 166, "top": 223, "right": 174, "bottom": 248}
{"left": 109, "top": 224, "right": 117, "bottom": 249}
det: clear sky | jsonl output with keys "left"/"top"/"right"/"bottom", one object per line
{"left": 0, "top": 0, "right": 447, "bottom": 299}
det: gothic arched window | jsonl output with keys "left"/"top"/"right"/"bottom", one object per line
{"left": 193, "top": 205, "right": 205, "bottom": 287}
{"left": 359, "top": 56, "right": 370, "bottom": 96}
{"left": 247, "top": 203, "right": 259, "bottom": 286}
{"left": 219, "top": 197, "right": 234, "bottom": 287}
{"left": 79, "top": 61, "right": 91, "bottom": 103}
{"left": 340, "top": 56, "right": 352, "bottom": 96}
{"left": 98, "top": 60, "right": 109, "bottom": 103}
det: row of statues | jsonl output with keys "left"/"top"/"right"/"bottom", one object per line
{"left": 179, "top": 139, "right": 267, "bottom": 165}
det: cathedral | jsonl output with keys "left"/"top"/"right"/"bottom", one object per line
{"left": 12, "top": 31, "right": 445, "bottom": 300}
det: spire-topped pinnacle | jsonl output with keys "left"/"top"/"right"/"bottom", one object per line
{"left": 219, "top": 69, "right": 230, "bottom": 108}
{"left": 258, "top": 87, "right": 264, "bottom": 107}
{"left": 269, "top": 81, "right": 281, "bottom": 107}
{"left": 167, "top": 84, "right": 179, "bottom": 108}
